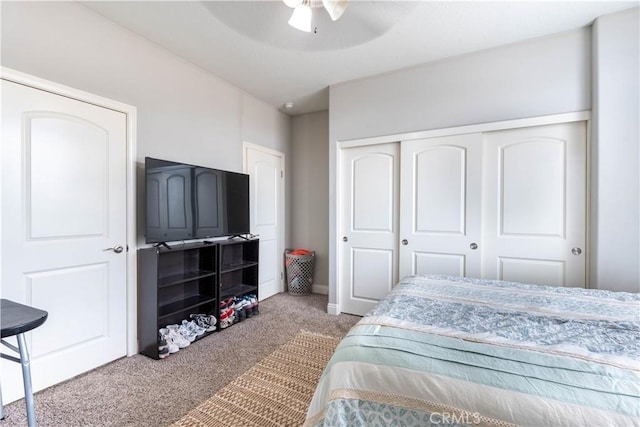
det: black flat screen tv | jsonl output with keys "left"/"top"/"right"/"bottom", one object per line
{"left": 145, "top": 157, "right": 250, "bottom": 244}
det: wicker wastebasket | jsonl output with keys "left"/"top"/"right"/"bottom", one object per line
{"left": 284, "top": 249, "right": 315, "bottom": 296}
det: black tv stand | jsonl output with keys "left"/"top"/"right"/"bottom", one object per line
{"left": 153, "top": 242, "right": 172, "bottom": 250}
{"left": 228, "top": 234, "right": 249, "bottom": 240}
{"left": 138, "top": 238, "right": 260, "bottom": 359}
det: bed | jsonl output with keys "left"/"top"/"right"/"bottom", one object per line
{"left": 304, "top": 275, "right": 640, "bottom": 426}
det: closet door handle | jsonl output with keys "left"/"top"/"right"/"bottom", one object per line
{"left": 470, "top": 243, "right": 478, "bottom": 250}
{"left": 342, "top": 236, "right": 348, "bottom": 242}
{"left": 401, "top": 239, "right": 408, "bottom": 246}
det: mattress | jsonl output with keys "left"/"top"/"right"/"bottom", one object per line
{"left": 304, "top": 275, "right": 640, "bottom": 426}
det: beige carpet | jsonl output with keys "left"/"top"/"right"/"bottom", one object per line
{"left": 171, "top": 331, "right": 340, "bottom": 427}
{"left": 1, "top": 293, "right": 359, "bottom": 426}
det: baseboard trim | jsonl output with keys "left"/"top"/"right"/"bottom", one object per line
{"left": 311, "top": 284, "right": 328, "bottom": 295}
{"left": 327, "top": 302, "right": 340, "bottom": 315}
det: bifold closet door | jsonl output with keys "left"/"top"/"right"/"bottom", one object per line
{"left": 399, "top": 134, "right": 483, "bottom": 279}
{"left": 482, "top": 121, "right": 587, "bottom": 287}
{"left": 340, "top": 143, "right": 400, "bottom": 316}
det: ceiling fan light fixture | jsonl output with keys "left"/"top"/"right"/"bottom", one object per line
{"left": 283, "top": 0, "right": 304, "bottom": 8}
{"left": 288, "top": 3, "right": 312, "bottom": 32}
{"left": 322, "top": 0, "right": 348, "bottom": 21}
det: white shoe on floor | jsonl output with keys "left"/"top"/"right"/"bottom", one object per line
{"left": 182, "top": 319, "right": 206, "bottom": 337}
{"left": 158, "top": 328, "right": 180, "bottom": 353}
{"left": 166, "top": 324, "right": 191, "bottom": 347}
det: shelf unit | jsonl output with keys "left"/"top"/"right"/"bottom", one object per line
{"left": 138, "top": 238, "right": 259, "bottom": 359}
{"left": 218, "top": 239, "right": 259, "bottom": 304}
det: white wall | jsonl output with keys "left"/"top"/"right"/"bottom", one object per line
{"left": 290, "top": 111, "right": 329, "bottom": 291}
{"left": 330, "top": 28, "right": 591, "bottom": 142}
{"left": 1, "top": 1, "right": 291, "bottom": 245}
{"left": 328, "top": 27, "right": 600, "bottom": 307}
{"left": 591, "top": 7, "right": 640, "bottom": 293}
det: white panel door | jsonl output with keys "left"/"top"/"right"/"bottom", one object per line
{"left": 399, "top": 134, "right": 483, "bottom": 280}
{"left": 482, "top": 122, "right": 587, "bottom": 286}
{"left": 245, "top": 145, "right": 285, "bottom": 300}
{"left": 340, "top": 143, "right": 399, "bottom": 315}
{"left": 1, "top": 80, "right": 128, "bottom": 403}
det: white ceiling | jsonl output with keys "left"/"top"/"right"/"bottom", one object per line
{"left": 82, "top": 1, "right": 637, "bottom": 116}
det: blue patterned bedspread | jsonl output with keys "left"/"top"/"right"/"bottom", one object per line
{"left": 305, "top": 275, "right": 640, "bottom": 426}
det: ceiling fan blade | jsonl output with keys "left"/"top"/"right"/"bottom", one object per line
{"left": 322, "top": 0, "right": 348, "bottom": 21}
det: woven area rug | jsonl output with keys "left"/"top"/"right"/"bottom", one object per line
{"left": 171, "top": 331, "right": 340, "bottom": 427}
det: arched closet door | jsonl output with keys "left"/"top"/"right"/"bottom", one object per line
{"left": 339, "top": 121, "right": 587, "bottom": 316}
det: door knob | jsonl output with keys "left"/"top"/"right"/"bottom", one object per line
{"left": 104, "top": 245, "right": 124, "bottom": 254}
{"left": 470, "top": 243, "right": 478, "bottom": 250}
{"left": 342, "top": 236, "right": 348, "bottom": 242}
{"left": 571, "top": 247, "right": 582, "bottom": 256}
{"left": 401, "top": 239, "right": 408, "bottom": 245}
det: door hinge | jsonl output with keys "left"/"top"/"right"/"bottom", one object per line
{"left": 281, "top": 170, "right": 284, "bottom": 178}
{"left": 281, "top": 272, "right": 284, "bottom": 280}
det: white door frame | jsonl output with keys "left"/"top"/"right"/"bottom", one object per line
{"left": 1, "top": 67, "right": 139, "bottom": 356}
{"left": 334, "top": 111, "right": 591, "bottom": 315}
{"left": 242, "top": 141, "right": 286, "bottom": 295}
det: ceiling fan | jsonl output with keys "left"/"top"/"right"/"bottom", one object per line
{"left": 283, "top": 0, "right": 349, "bottom": 32}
